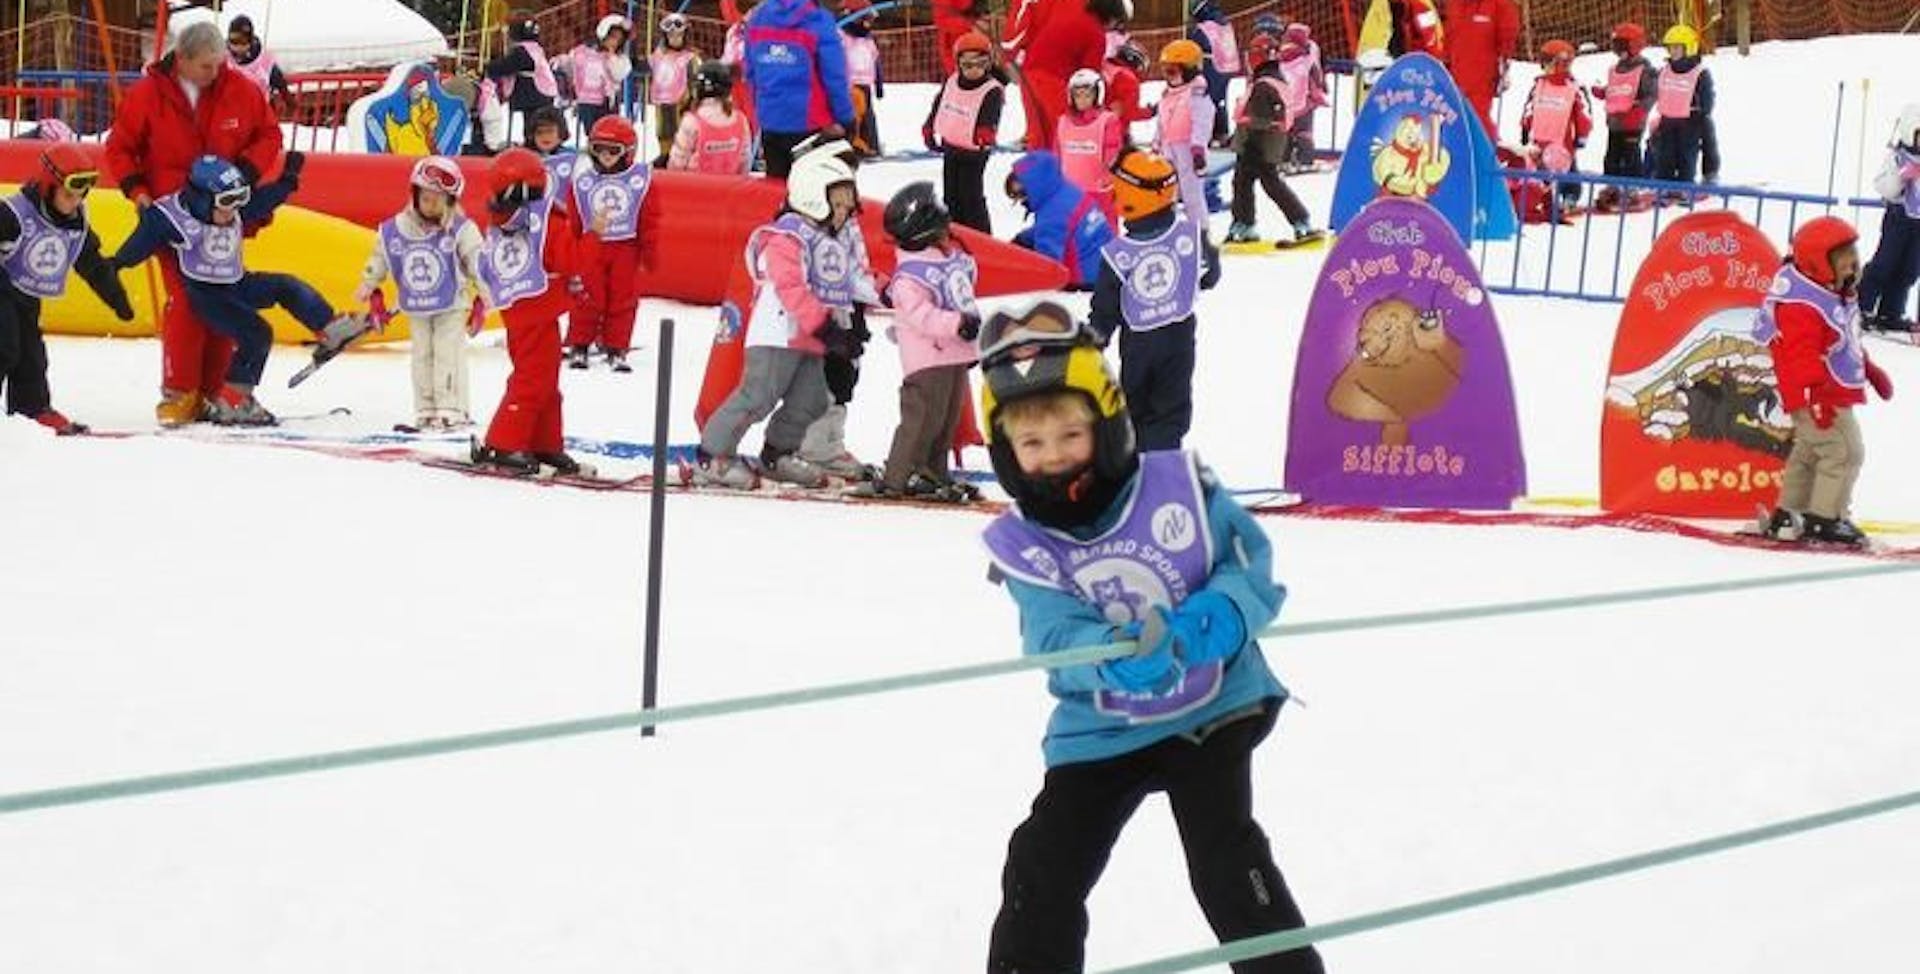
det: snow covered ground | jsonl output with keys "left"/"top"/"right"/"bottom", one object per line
{"left": 4, "top": 34, "right": 1920, "bottom": 974}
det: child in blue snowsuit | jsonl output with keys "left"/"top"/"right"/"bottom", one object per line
{"left": 973, "top": 302, "right": 1324, "bottom": 974}
{"left": 1090, "top": 147, "right": 1220, "bottom": 451}
{"left": 1006, "top": 150, "right": 1113, "bottom": 291}
{"left": 110, "top": 152, "right": 359, "bottom": 425}
{"left": 1859, "top": 104, "right": 1920, "bottom": 333}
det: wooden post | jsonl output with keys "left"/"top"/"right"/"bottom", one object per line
{"left": 1736, "top": 0, "right": 1750, "bottom": 55}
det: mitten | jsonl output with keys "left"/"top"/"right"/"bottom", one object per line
{"left": 1191, "top": 146, "right": 1207, "bottom": 172}
{"left": 1865, "top": 358, "right": 1894, "bottom": 401}
{"left": 1808, "top": 399, "right": 1835, "bottom": 430}
{"left": 466, "top": 297, "right": 488, "bottom": 337}
{"left": 922, "top": 123, "right": 938, "bottom": 151}
{"left": 957, "top": 312, "right": 982, "bottom": 342}
{"left": 974, "top": 125, "right": 996, "bottom": 149}
{"left": 1155, "top": 590, "right": 1247, "bottom": 666}
{"left": 1098, "top": 622, "right": 1181, "bottom": 694}
{"left": 107, "top": 287, "right": 135, "bottom": 322}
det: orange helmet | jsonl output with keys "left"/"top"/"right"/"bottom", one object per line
{"left": 1789, "top": 216, "right": 1859, "bottom": 289}
{"left": 954, "top": 30, "right": 993, "bottom": 60}
{"left": 1160, "top": 39, "right": 1203, "bottom": 72}
{"left": 1540, "top": 39, "right": 1575, "bottom": 65}
{"left": 1110, "top": 148, "right": 1178, "bottom": 220}
{"left": 488, "top": 147, "right": 548, "bottom": 212}
{"left": 37, "top": 142, "right": 98, "bottom": 197}
{"left": 1611, "top": 22, "right": 1646, "bottom": 55}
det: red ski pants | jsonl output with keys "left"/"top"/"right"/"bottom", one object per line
{"left": 157, "top": 251, "right": 235, "bottom": 396}
{"left": 1020, "top": 67, "right": 1068, "bottom": 153}
{"left": 565, "top": 236, "right": 642, "bottom": 352}
{"left": 484, "top": 289, "right": 567, "bottom": 455}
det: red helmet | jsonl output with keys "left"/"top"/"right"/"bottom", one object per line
{"left": 1611, "top": 22, "right": 1646, "bottom": 55}
{"left": 37, "top": 142, "right": 98, "bottom": 197}
{"left": 954, "top": 30, "right": 993, "bottom": 60}
{"left": 1245, "top": 32, "right": 1279, "bottom": 72}
{"left": 588, "top": 114, "right": 639, "bottom": 170}
{"left": 1790, "top": 216, "right": 1859, "bottom": 288}
{"left": 488, "top": 147, "right": 548, "bottom": 211}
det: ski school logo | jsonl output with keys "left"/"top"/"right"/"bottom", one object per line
{"left": 203, "top": 225, "right": 240, "bottom": 262}
{"left": 493, "top": 236, "right": 532, "bottom": 278}
{"left": 1129, "top": 252, "right": 1181, "bottom": 302}
{"left": 1150, "top": 503, "right": 1197, "bottom": 553}
{"left": 943, "top": 268, "right": 977, "bottom": 311}
{"left": 26, "top": 235, "right": 68, "bottom": 277}
{"left": 590, "top": 182, "right": 633, "bottom": 222}
{"left": 811, "top": 238, "right": 849, "bottom": 284}
{"left": 403, "top": 246, "right": 445, "bottom": 291}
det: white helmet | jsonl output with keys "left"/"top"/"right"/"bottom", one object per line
{"left": 660, "top": 12, "right": 688, "bottom": 32}
{"left": 410, "top": 155, "right": 465, "bottom": 197}
{"left": 597, "top": 14, "right": 632, "bottom": 42}
{"left": 1067, "top": 68, "right": 1104, "bottom": 102}
{"left": 786, "top": 146, "right": 857, "bottom": 222}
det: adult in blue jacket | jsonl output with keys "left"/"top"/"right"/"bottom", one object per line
{"left": 745, "top": 0, "right": 856, "bottom": 177}
{"left": 1007, "top": 151, "right": 1114, "bottom": 290}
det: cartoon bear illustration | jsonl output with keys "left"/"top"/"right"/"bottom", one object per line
{"left": 1371, "top": 112, "right": 1451, "bottom": 199}
{"left": 1327, "top": 295, "right": 1466, "bottom": 445}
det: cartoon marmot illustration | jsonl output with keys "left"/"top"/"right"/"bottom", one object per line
{"left": 1327, "top": 296, "right": 1465, "bottom": 445}
{"left": 1371, "top": 112, "right": 1451, "bottom": 198}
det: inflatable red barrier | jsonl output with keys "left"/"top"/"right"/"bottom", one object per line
{"left": 0, "top": 143, "right": 1068, "bottom": 340}
{"left": 1599, "top": 211, "right": 1787, "bottom": 517}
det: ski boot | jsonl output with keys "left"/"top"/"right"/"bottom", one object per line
{"left": 566, "top": 345, "right": 592, "bottom": 370}
{"left": 1225, "top": 222, "right": 1261, "bottom": 244}
{"left": 1759, "top": 507, "right": 1803, "bottom": 541}
{"left": 798, "top": 403, "right": 879, "bottom": 481}
{"left": 535, "top": 451, "right": 595, "bottom": 478}
{"left": 34, "top": 410, "right": 89, "bottom": 436}
{"left": 470, "top": 439, "right": 540, "bottom": 475}
{"left": 1801, "top": 514, "right": 1868, "bottom": 548}
{"left": 760, "top": 449, "right": 831, "bottom": 487}
{"left": 1287, "top": 221, "right": 1327, "bottom": 246}
{"left": 205, "top": 384, "right": 277, "bottom": 426}
{"left": 686, "top": 452, "right": 760, "bottom": 489}
{"left": 1593, "top": 187, "right": 1622, "bottom": 213}
{"left": 606, "top": 349, "right": 633, "bottom": 373}
{"left": 155, "top": 389, "right": 202, "bottom": 428}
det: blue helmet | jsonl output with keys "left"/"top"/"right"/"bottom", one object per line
{"left": 184, "top": 155, "right": 250, "bottom": 221}
{"left": 1251, "top": 13, "right": 1284, "bottom": 38}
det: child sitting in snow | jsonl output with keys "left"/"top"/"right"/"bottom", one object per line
{"left": 1006, "top": 150, "right": 1115, "bottom": 292}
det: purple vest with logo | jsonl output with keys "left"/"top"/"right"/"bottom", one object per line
{"left": 155, "top": 194, "right": 245, "bottom": 284}
{"left": 1101, "top": 217, "right": 1202, "bottom": 331}
{"left": 380, "top": 216, "right": 464, "bottom": 315}
{"left": 570, "top": 163, "right": 652, "bottom": 242}
{"left": 888, "top": 250, "right": 979, "bottom": 314}
{"left": 1753, "top": 263, "right": 1866, "bottom": 389}
{"left": 1897, "top": 148, "right": 1920, "bottom": 219}
{"left": 2, "top": 193, "right": 86, "bottom": 299}
{"left": 543, "top": 152, "right": 578, "bottom": 188}
{"left": 982, "top": 451, "right": 1223, "bottom": 724}
{"left": 751, "top": 212, "right": 856, "bottom": 309}
{"left": 478, "top": 196, "right": 555, "bottom": 311}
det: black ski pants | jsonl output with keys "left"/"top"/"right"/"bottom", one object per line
{"left": 1859, "top": 203, "right": 1920, "bottom": 323}
{"left": 945, "top": 148, "right": 992, "bottom": 234}
{"left": 1603, "top": 130, "right": 1645, "bottom": 178}
{"left": 986, "top": 703, "right": 1324, "bottom": 974}
{"left": 1230, "top": 138, "right": 1310, "bottom": 228}
{"left": 0, "top": 289, "right": 52, "bottom": 417}
{"left": 1118, "top": 318, "right": 1197, "bottom": 452}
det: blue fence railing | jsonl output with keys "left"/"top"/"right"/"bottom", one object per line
{"left": 1473, "top": 167, "right": 1895, "bottom": 304}
{"left": 10, "top": 69, "right": 142, "bottom": 137}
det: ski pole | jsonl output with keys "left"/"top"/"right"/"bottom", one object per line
{"left": 641, "top": 317, "right": 676, "bottom": 738}
{"left": 1826, "top": 80, "right": 1844, "bottom": 203}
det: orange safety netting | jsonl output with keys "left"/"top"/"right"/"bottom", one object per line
{"left": 1524, "top": 0, "right": 1916, "bottom": 50}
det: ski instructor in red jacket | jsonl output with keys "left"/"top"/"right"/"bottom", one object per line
{"left": 105, "top": 19, "right": 284, "bottom": 427}
{"left": 1001, "top": 0, "right": 1106, "bottom": 152}
{"left": 1444, "top": 0, "right": 1520, "bottom": 138}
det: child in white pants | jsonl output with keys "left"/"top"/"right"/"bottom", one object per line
{"left": 357, "top": 156, "right": 487, "bottom": 429}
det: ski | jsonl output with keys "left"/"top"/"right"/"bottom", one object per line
{"left": 287, "top": 313, "right": 380, "bottom": 389}
{"left": 418, "top": 457, "right": 640, "bottom": 491}
{"left": 1222, "top": 232, "right": 1330, "bottom": 257}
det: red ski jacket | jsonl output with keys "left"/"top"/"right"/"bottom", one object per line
{"left": 105, "top": 54, "right": 283, "bottom": 202}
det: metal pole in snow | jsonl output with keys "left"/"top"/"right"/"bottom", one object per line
{"left": 1854, "top": 78, "right": 1871, "bottom": 196}
{"left": 641, "top": 317, "right": 676, "bottom": 738}
{"left": 1826, "top": 81, "right": 1844, "bottom": 204}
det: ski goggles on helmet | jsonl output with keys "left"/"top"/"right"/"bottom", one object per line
{"left": 57, "top": 169, "right": 100, "bottom": 193}
{"left": 661, "top": 14, "right": 688, "bottom": 31}
{"left": 415, "top": 164, "right": 463, "bottom": 194}
{"left": 491, "top": 181, "right": 544, "bottom": 211}
{"left": 213, "top": 184, "right": 252, "bottom": 210}
{"left": 589, "top": 140, "right": 630, "bottom": 158}
{"left": 976, "top": 301, "right": 1088, "bottom": 367}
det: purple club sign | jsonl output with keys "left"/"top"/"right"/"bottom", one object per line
{"left": 1284, "top": 197, "right": 1527, "bottom": 509}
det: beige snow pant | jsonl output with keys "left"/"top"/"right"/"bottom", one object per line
{"left": 411, "top": 308, "right": 471, "bottom": 423}
{"left": 1779, "top": 407, "right": 1865, "bottom": 520}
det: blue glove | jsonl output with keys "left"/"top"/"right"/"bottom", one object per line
{"left": 1155, "top": 590, "right": 1247, "bottom": 666}
{"left": 1098, "top": 620, "right": 1182, "bottom": 695}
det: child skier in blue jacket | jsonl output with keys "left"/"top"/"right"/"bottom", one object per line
{"left": 974, "top": 301, "right": 1324, "bottom": 974}
{"left": 1006, "top": 150, "right": 1113, "bottom": 290}
{"left": 110, "top": 152, "right": 361, "bottom": 425}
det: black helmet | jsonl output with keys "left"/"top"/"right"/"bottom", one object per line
{"left": 508, "top": 17, "right": 539, "bottom": 42}
{"left": 693, "top": 60, "right": 733, "bottom": 101}
{"left": 1113, "top": 42, "right": 1149, "bottom": 73}
{"left": 883, "top": 181, "right": 951, "bottom": 251}
{"left": 978, "top": 302, "right": 1137, "bottom": 529}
